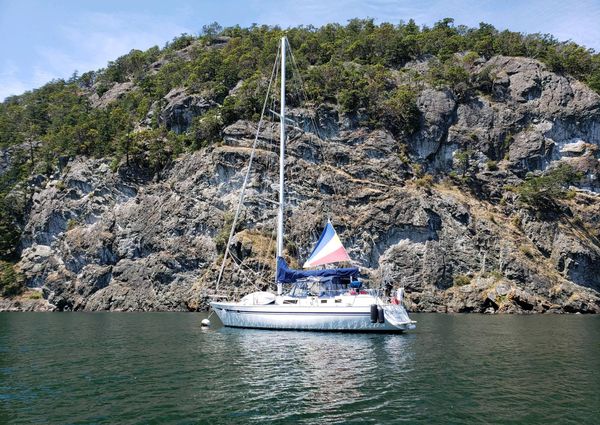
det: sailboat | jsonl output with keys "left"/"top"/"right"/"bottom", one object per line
{"left": 210, "top": 37, "right": 416, "bottom": 332}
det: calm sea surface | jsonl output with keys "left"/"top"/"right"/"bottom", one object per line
{"left": 0, "top": 312, "right": 598, "bottom": 424}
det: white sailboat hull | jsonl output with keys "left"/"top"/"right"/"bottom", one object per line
{"left": 211, "top": 301, "right": 416, "bottom": 332}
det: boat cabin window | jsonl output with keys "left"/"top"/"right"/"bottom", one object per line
{"left": 288, "top": 276, "right": 360, "bottom": 298}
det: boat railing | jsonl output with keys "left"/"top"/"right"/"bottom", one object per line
{"left": 202, "top": 286, "right": 241, "bottom": 301}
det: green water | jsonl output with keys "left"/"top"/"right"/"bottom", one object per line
{"left": 0, "top": 313, "right": 598, "bottom": 424}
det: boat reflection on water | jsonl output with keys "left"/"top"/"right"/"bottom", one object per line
{"left": 216, "top": 325, "right": 416, "bottom": 419}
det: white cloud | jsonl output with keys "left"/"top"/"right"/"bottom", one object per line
{"left": 1, "top": 10, "right": 192, "bottom": 100}
{"left": 542, "top": 0, "right": 600, "bottom": 49}
{"left": 0, "top": 60, "right": 30, "bottom": 99}
{"left": 51, "top": 11, "right": 191, "bottom": 73}
{"left": 32, "top": 67, "right": 56, "bottom": 86}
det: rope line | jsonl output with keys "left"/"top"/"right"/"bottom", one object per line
{"left": 215, "top": 45, "right": 280, "bottom": 293}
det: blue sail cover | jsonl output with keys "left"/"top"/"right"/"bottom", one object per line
{"left": 276, "top": 256, "right": 358, "bottom": 284}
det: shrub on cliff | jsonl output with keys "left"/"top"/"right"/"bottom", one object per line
{"left": 427, "top": 57, "right": 472, "bottom": 99}
{"left": 453, "top": 148, "right": 476, "bottom": 177}
{"left": 0, "top": 216, "right": 19, "bottom": 261}
{"left": 189, "top": 110, "right": 223, "bottom": 148}
{"left": 0, "top": 260, "right": 23, "bottom": 297}
{"left": 215, "top": 212, "right": 236, "bottom": 253}
{"left": 0, "top": 199, "right": 20, "bottom": 261}
{"left": 453, "top": 274, "right": 471, "bottom": 286}
{"left": 516, "top": 163, "right": 581, "bottom": 208}
{"left": 377, "top": 86, "right": 420, "bottom": 136}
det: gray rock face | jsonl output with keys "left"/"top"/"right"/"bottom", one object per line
{"left": 0, "top": 146, "right": 11, "bottom": 177}
{"left": 0, "top": 141, "right": 40, "bottom": 178}
{"left": 17, "top": 154, "right": 222, "bottom": 311}
{"left": 90, "top": 82, "right": 136, "bottom": 108}
{"left": 159, "top": 87, "right": 217, "bottom": 134}
{"left": 0, "top": 296, "right": 54, "bottom": 312}
{"left": 11, "top": 115, "right": 600, "bottom": 313}
{"left": 4, "top": 54, "right": 600, "bottom": 313}
{"left": 413, "top": 56, "right": 600, "bottom": 183}
{"left": 413, "top": 89, "right": 457, "bottom": 160}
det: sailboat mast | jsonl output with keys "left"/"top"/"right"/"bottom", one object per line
{"left": 277, "top": 36, "right": 286, "bottom": 296}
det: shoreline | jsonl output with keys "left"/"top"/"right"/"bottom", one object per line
{"left": 1, "top": 297, "right": 596, "bottom": 314}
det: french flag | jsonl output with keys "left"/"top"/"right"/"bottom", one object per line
{"left": 303, "top": 220, "right": 351, "bottom": 268}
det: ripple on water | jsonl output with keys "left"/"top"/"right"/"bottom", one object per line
{"left": 0, "top": 313, "right": 599, "bottom": 424}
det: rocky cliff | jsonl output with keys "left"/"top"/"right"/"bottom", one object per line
{"left": 3, "top": 54, "right": 600, "bottom": 313}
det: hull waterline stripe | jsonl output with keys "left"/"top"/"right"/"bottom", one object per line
{"left": 217, "top": 309, "right": 370, "bottom": 316}
{"left": 222, "top": 325, "right": 407, "bottom": 333}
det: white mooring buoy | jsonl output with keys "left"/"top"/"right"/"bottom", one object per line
{"left": 201, "top": 318, "right": 211, "bottom": 327}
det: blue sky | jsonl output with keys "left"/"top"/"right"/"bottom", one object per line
{"left": 2, "top": 0, "right": 600, "bottom": 100}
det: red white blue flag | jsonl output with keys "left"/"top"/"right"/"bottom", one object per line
{"left": 303, "top": 220, "right": 351, "bottom": 268}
